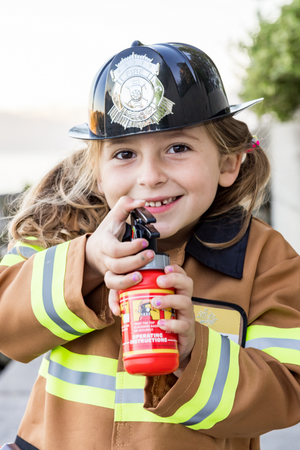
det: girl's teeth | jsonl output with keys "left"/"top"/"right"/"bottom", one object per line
{"left": 145, "top": 197, "right": 177, "bottom": 207}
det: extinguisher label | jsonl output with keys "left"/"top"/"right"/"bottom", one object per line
{"left": 120, "top": 289, "right": 178, "bottom": 356}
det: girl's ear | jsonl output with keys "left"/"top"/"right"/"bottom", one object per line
{"left": 218, "top": 153, "right": 243, "bottom": 187}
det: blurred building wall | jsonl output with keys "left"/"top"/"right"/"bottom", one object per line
{"left": 270, "top": 121, "right": 300, "bottom": 253}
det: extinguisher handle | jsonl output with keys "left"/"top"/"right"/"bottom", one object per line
{"left": 130, "top": 207, "right": 156, "bottom": 225}
{"left": 130, "top": 208, "right": 160, "bottom": 253}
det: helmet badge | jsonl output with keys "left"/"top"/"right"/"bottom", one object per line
{"left": 108, "top": 52, "right": 175, "bottom": 130}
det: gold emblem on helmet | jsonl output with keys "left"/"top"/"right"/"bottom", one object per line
{"left": 108, "top": 52, "right": 175, "bottom": 130}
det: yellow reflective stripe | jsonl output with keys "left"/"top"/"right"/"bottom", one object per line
{"left": 39, "top": 355, "right": 50, "bottom": 378}
{"left": 115, "top": 402, "right": 171, "bottom": 423}
{"left": 115, "top": 371, "right": 169, "bottom": 423}
{"left": 51, "top": 243, "right": 95, "bottom": 335}
{"left": 174, "top": 330, "right": 221, "bottom": 422}
{"left": 43, "top": 346, "right": 117, "bottom": 409}
{"left": 0, "top": 239, "right": 44, "bottom": 267}
{"left": 46, "top": 374, "right": 115, "bottom": 408}
{"left": 115, "top": 371, "right": 145, "bottom": 404}
{"left": 115, "top": 331, "right": 240, "bottom": 429}
{"left": 246, "top": 325, "right": 300, "bottom": 365}
{"left": 32, "top": 249, "right": 75, "bottom": 340}
{"left": 116, "top": 371, "right": 145, "bottom": 390}
{"left": 22, "top": 237, "right": 39, "bottom": 242}
{"left": 50, "top": 346, "right": 118, "bottom": 376}
{"left": 190, "top": 338, "right": 239, "bottom": 430}
{"left": 246, "top": 325, "right": 300, "bottom": 340}
{"left": 265, "top": 348, "right": 300, "bottom": 365}
{"left": 9, "top": 238, "right": 43, "bottom": 255}
{"left": 0, "top": 254, "right": 25, "bottom": 267}
{"left": 170, "top": 330, "right": 239, "bottom": 429}
{"left": 31, "top": 242, "right": 95, "bottom": 340}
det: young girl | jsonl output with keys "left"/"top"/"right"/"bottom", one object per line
{"left": 1, "top": 41, "right": 300, "bottom": 450}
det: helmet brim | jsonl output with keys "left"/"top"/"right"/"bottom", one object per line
{"left": 68, "top": 98, "right": 263, "bottom": 140}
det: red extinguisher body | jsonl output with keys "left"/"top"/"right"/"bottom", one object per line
{"left": 120, "top": 269, "right": 179, "bottom": 376}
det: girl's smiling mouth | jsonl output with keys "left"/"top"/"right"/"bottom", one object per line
{"left": 143, "top": 196, "right": 181, "bottom": 212}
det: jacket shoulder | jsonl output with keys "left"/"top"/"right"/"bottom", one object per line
{"left": 248, "top": 217, "right": 299, "bottom": 275}
{"left": 250, "top": 217, "right": 296, "bottom": 249}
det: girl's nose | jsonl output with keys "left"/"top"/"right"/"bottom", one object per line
{"left": 137, "top": 157, "right": 168, "bottom": 188}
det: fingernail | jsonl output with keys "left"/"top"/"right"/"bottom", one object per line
{"left": 142, "top": 240, "right": 148, "bottom": 248}
{"left": 147, "top": 250, "right": 155, "bottom": 259}
{"left": 158, "top": 319, "right": 166, "bottom": 328}
{"left": 158, "top": 275, "right": 166, "bottom": 285}
{"left": 134, "top": 199, "right": 145, "bottom": 203}
{"left": 132, "top": 272, "right": 141, "bottom": 282}
{"left": 165, "top": 266, "right": 173, "bottom": 273}
{"left": 152, "top": 298, "right": 162, "bottom": 307}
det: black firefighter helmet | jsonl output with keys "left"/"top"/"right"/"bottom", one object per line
{"left": 69, "top": 41, "right": 262, "bottom": 140}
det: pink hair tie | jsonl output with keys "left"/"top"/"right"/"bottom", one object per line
{"left": 246, "top": 135, "right": 260, "bottom": 153}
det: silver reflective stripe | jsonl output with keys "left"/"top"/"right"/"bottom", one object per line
{"left": 115, "top": 388, "right": 144, "bottom": 403}
{"left": 246, "top": 337, "right": 300, "bottom": 351}
{"left": 44, "top": 351, "right": 51, "bottom": 361}
{"left": 48, "top": 360, "right": 116, "bottom": 391}
{"left": 43, "top": 246, "right": 84, "bottom": 337}
{"left": 7, "top": 246, "right": 38, "bottom": 258}
{"left": 180, "top": 335, "right": 230, "bottom": 426}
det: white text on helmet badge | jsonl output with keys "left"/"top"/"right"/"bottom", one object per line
{"left": 108, "top": 52, "right": 175, "bottom": 130}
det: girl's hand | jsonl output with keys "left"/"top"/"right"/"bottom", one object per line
{"left": 153, "top": 265, "right": 195, "bottom": 377}
{"left": 83, "top": 196, "right": 155, "bottom": 296}
{"left": 108, "top": 264, "right": 195, "bottom": 377}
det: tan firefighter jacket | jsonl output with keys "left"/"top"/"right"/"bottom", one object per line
{"left": 0, "top": 215, "right": 300, "bottom": 450}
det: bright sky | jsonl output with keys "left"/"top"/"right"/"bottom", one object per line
{"left": 0, "top": 0, "right": 292, "bottom": 114}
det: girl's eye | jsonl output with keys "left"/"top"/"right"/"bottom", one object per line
{"left": 168, "top": 144, "right": 190, "bottom": 154}
{"left": 113, "top": 150, "right": 136, "bottom": 160}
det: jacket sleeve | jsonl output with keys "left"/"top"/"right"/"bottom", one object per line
{"left": 0, "top": 236, "right": 114, "bottom": 363}
{"left": 144, "top": 228, "right": 300, "bottom": 438}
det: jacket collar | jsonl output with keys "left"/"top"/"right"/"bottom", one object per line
{"left": 123, "top": 210, "right": 250, "bottom": 280}
{"left": 185, "top": 211, "right": 251, "bottom": 279}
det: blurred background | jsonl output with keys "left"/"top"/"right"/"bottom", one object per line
{"left": 1, "top": 0, "right": 300, "bottom": 446}
{"left": 1, "top": 0, "right": 300, "bottom": 253}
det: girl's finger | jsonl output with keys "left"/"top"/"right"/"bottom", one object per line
{"left": 107, "top": 196, "right": 145, "bottom": 230}
{"left": 101, "top": 235, "right": 149, "bottom": 259}
{"left": 164, "top": 264, "right": 188, "bottom": 276}
{"left": 105, "top": 270, "right": 143, "bottom": 291}
{"left": 156, "top": 272, "right": 193, "bottom": 298}
{"left": 93, "top": 196, "right": 145, "bottom": 244}
{"left": 151, "top": 295, "right": 194, "bottom": 319}
{"left": 108, "top": 288, "right": 121, "bottom": 316}
{"left": 157, "top": 318, "right": 194, "bottom": 336}
{"left": 105, "top": 249, "right": 155, "bottom": 275}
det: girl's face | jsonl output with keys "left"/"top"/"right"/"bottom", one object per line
{"left": 98, "top": 125, "right": 241, "bottom": 247}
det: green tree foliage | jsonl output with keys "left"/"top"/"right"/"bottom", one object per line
{"left": 240, "top": 0, "right": 300, "bottom": 121}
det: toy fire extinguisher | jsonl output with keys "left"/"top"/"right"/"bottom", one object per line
{"left": 119, "top": 208, "right": 179, "bottom": 376}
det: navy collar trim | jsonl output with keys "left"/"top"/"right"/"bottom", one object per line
{"left": 186, "top": 212, "right": 251, "bottom": 279}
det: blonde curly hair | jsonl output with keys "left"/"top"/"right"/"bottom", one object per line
{"left": 8, "top": 142, "right": 108, "bottom": 249}
{"left": 202, "top": 117, "right": 270, "bottom": 248}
